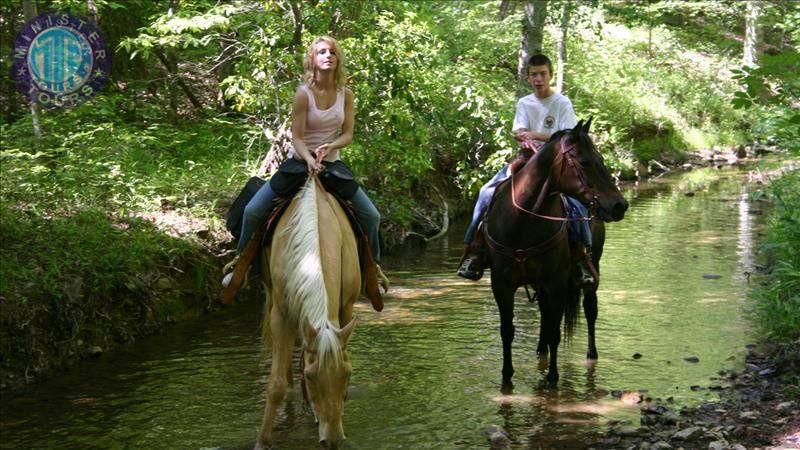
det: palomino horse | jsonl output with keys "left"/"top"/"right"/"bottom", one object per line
{"left": 484, "top": 118, "right": 628, "bottom": 387}
{"left": 257, "top": 175, "right": 360, "bottom": 449}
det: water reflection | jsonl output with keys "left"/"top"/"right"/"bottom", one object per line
{"left": 1, "top": 168, "right": 760, "bottom": 449}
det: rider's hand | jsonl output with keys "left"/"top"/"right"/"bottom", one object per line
{"left": 520, "top": 140, "right": 543, "bottom": 153}
{"left": 304, "top": 154, "right": 322, "bottom": 173}
{"left": 315, "top": 143, "right": 331, "bottom": 164}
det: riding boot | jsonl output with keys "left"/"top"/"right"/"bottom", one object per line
{"left": 457, "top": 243, "right": 485, "bottom": 281}
{"left": 574, "top": 245, "right": 598, "bottom": 288}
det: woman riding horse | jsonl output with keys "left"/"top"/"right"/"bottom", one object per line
{"left": 223, "top": 36, "right": 388, "bottom": 291}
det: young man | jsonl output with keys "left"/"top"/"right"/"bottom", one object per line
{"left": 457, "top": 54, "right": 593, "bottom": 284}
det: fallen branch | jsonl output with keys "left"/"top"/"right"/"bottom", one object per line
{"left": 424, "top": 185, "right": 449, "bottom": 242}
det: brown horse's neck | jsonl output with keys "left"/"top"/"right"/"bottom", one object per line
{"left": 512, "top": 145, "right": 563, "bottom": 220}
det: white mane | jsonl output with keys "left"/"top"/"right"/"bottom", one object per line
{"left": 278, "top": 177, "right": 342, "bottom": 368}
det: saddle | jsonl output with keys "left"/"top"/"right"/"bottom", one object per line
{"left": 221, "top": 160, "right": 383, "bottom": 311}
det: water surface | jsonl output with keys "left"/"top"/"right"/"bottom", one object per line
{"left": 0, "top": 169, "right": 762, "bottom": 448}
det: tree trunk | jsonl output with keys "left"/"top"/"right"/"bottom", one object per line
{"left": 743, "top": 1, "right": 763, "bottom": 68}
{"left": 288, "top": 0, "right": 303, "bottom": 53}
{"left": 214, "top": 33, "right": 236, "bottom": 113}
{"left": 87, "top": 0, "right": 100, "bottom": 23}
{"left": 499, "top": 0, "right": 516, "bottom": 20}
{"left": 166, "top": 0, "right": 180, "bottom": 123}
{"left": 556, "top": 0, "right": 570, "bottom": 93}
{"left": 517, "top": 0, "right": 549, "bottom": 98}
{"left": 154, "top": 47, "right": 205, "bottom": 115}
{"left": 22, "top": 0, "right": 41, "bottom": 149}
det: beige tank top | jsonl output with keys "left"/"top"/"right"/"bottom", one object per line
{"left": 288, "top": 84, "right": 345, "bottom": 162}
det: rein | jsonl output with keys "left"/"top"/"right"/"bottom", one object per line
{"left": 510, "top": 136, "right": 596, "bottom": 222}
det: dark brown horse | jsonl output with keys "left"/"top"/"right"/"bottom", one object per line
{"left": 484, "top": 118, "right": 627, "bottom": 387}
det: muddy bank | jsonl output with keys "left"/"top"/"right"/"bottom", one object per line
{"left": 591, "top": 339, "right": 800, "bottom": 449}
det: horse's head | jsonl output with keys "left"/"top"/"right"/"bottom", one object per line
{"left": 302, "top": 317, "right": 356, "bottom": 449}
{"left": 550, "top": 118, "right": 628, "bottom": 222}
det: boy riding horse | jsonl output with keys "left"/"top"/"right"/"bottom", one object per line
{"left": 458, "top": 54, "right": 594, "bottom": 286}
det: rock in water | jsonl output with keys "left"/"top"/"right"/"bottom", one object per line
{"left": 672, "top": 427, "right": 703, "bottom": 441}
{"left": 485, "top": 425, "right": 511, "bottom": 449}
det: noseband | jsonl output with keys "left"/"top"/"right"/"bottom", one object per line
{"left": 510, "top": 135, "right": 599, "bottom": 221}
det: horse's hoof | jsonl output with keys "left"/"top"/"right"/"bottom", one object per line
{"left": 587, "top": 351, "right": 598, "bottom": 360}
{"left": 500, "top": 381, "right": 514, "bottom": 395}
{"left": 254, "top": 440, "right": 272, "bottom": 450}
{"left": 536, "top": 349, "right": 548, "bottom": 357}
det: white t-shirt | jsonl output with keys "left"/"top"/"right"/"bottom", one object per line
{"left": 512, "top": 92, "right": 577, "bottom": 136}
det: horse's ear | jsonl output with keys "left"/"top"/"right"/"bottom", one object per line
{"left": 572, "top": 119, "right": 584, "bottom": 135}
{"left": 337, "top": 318, "right": 356, "bottom": 348}
{"left": 583, "top": 116, "right": 593, "bottom": 133}
{"left": 304, "top": 317, "right": 319, "bottom": 345}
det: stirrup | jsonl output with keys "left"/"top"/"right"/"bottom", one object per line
{"left": 221, "top": 254, "right": 240, "bottom": 287}
{"left": 576, "top": 262, "right": 595, "bottom": 287}
{"left": 376, "top": 264, "right": 389, "bottom": 293}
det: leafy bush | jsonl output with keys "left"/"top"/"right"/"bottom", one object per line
{"left": 752, "top": 171, "right": 800, "bottom": 341}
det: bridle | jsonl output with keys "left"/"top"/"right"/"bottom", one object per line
{"left": 510, "top": 135, "right": 599, "bottom": 222}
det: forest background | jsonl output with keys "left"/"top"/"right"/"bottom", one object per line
{"left": 1, "top": 0, "right": 798, "bottom": 386}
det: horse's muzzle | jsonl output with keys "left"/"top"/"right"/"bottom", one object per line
{"left": 610, "top": 198, "right": 629, "bottom": 221}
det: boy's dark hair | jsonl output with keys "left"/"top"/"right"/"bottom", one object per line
{"left": 527, "top": 54, "right": 553, "bottom": 75}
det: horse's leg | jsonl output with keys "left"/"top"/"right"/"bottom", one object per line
{"left": 585, "top": 222, "right": 605, "bottom": 361}
{"left": 491, "top": 275, "right": 516, "bottom": 385}
{"left": 536, "top": 292, "right": 548, "bottom": 357}
{"left": 583, "top": 286, "right": 598, "bottom": 360}
{"left": 257, "top": 305, "right": 295, "bottom": 449}
{"left": 544, "top": 286, "right": 565, "bottom": 387}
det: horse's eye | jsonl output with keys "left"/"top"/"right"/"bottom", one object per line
{"left": 579, "top": 159, "right": 591, "bottom": 168}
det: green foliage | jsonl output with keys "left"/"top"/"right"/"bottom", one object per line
{"left": 566, "top": 2, "right": 749, "bottom": 167}
{"left": 731, "top": 49, "right": 800, "bottom": 152}
{"left": 752, "top": 171, "right": 800, "bottom": 342}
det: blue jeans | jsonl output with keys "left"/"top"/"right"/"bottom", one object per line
{"left": 238, "top": 181, "right": 382, "bottom": 262}
{"left": 463, "top": 165, "right": 592, "bottom": 248}
{"left": 564, "top": 196, "right": 592, "bottom": 248}
{"left": 464, "top": 164, "right": 510, "bottom": 245}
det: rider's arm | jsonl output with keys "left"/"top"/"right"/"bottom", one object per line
{"left": 291, "top": 88, "right": 321, "bottom": 171}
{"left": 514, "top": 129, "right": 550, "bottom": 142}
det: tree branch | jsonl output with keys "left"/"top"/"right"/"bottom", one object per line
{"left": 153, "top": 46, "right": 206, "bottom": 115}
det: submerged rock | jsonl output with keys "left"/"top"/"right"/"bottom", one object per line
{"left": 485, "top": 425, "right": 511, "bottom": 449}
{"left": 684, "top": 356, "right": 700, "bottom": 363}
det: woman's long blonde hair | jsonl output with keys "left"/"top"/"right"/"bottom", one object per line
{"left": 302, "top": 36, "right": 347, "bottom": 89}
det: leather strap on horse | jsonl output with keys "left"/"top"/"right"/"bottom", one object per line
{"left": 509, "top": 136, "right": 596, "bottom": 222}
{"left": 484, "top": 221, "right": 567, "bottom": 263}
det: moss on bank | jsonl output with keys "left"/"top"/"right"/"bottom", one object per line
{"left": 0, "top": 207, "right": 222, "bottom": 388}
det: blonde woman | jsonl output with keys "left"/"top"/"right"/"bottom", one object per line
{"left": 225, "top": 36, "right": 388, "bottom": 288}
